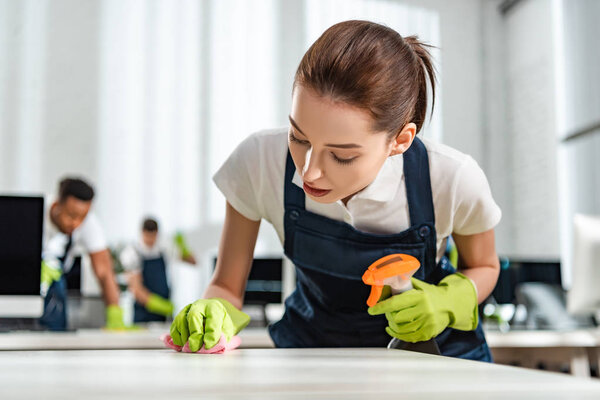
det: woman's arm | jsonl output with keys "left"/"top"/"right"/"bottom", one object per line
{"left": 203, "top": 202, "right": 261, "bottom": 309}
{"left": 452, "top": 229, "right": 500, "bottom": 304}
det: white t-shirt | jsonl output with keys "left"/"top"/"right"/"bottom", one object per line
{"left": 43, "top": 198, "right": 108, "bottom": 273}
{"left": 119, "top": 239, "right": 177, "bottom": 273}
{"left": 213, "top": 128, "right": 502, "bottom": 262}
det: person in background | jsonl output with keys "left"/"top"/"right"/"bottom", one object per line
{"left": 120, "top": 218, "right": 197, "bottom": 323}
{"left": 40, "top": 177, "right": 126, "bottom": 330}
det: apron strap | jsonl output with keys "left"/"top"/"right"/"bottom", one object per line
{"left": 284, "top": 150, "right": 305, "bottom": 209}
{"left": 403, "top": 136, "right": 435, "bottom": 227}
{"left": 58, "top": 235, "right": 73, "bottom": 271}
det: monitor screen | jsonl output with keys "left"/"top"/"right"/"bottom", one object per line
{"left": 568, "top": 214, "right": 600, "bottom": 315}
{"left": 245, "top": 258, "right": 283, "bottom": 304}
{"left": 0, "top": 196, "right": 44, "bottom": 295}
{"left": 213, "top": 257, "right": 283, "bottom": 304}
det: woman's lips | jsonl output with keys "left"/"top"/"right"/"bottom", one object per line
{"left": 303, "top": 182, "right": 331, "bottom": 197}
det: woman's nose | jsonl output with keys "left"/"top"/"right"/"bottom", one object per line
{"left": 302, "top": 147, "right": 323, "bottom": 182}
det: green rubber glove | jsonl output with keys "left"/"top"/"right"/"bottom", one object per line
{"left": 174, "top": 232, "right": 192, "bottom": 258}
{"left": 368, "top": 273, "right": 478, "bottom": 343}
{"left": 105, "top": 305, "right": 127, "bottom": 330}
{"left": 170, "top": 298, "right": 250, "bottom": 351}
{"left": 146, "top": 293, "right": 174, "bottom": 317}
{"left": 40, "top": 260, "right": 62, "bottom": 286}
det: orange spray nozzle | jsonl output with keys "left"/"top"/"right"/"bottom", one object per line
{"left": 361, "top": 254, "right": 421, "bottom": 307}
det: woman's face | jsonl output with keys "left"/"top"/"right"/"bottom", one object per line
{"left": 288, "top": 85, "right": 411, "bottom": 204}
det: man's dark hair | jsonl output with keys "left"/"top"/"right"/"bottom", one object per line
{"left": 58, "top": 177, "right": 95, "bottom": 202}
{"left": 142, "top": 218, "right": 159, "bottom": 232}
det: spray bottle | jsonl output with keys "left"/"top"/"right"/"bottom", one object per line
{"left": 362, "top": 254, "right": 440, "bottom": 355}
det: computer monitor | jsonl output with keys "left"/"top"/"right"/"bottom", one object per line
{"left": 244, "top": 258, "right": 283, "bottom": 305}
{"left": 0, "top": 195, "right": 44, "bottom": 317}
{"left": 212, "top": 257, "right": 283, "bottom": 305}
{"left": 211, "top": 256, "right": 283, "bottom": 327}
{"left": 567, "top": 214, "right": 600, "bottom": 316}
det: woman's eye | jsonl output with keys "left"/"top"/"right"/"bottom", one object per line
{"left": 289, "top": 132, "right": 309, "bottom": 146}
{"left": 332, "top": 153, "right": 356, "bottom": 165}
{"left": 289, "top": 129, "right": 356, "bottom": 164}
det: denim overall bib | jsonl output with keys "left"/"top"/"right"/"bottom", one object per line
{"left": 133, "top": 253, "right": 170, "bottom": 323}
{"left": 268, "top": 137, "right": 492, "bottom": 362}
{"left": 39, "top": 236, "right": 71, "bottom": 331}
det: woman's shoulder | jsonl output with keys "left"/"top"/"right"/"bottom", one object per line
{"left": 419, "top": 136, "right": 472, "bottom": 170}
{"left": 242, "top": 127, "right": 289, "bottom": 152}
{"left": 419, "top": 135, "right": 485, "bottom": 188}
{"left": 419, "top": 135, "right": 487, "bottom": 203}
{"left": 236, "top": 127, "right": 289, "bottom": 174}
{"left": 419, "top": 136, "right": 501, "bottom": 235}
{"left": 213, "top": 127, "right": 289, "bottom": 222}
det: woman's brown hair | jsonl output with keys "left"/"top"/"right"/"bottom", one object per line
{"left": 294, "top": 20, "right": 436, "bottom": 137}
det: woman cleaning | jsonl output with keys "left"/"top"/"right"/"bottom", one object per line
{"left": 170, "top": 20, "right": 501, "bottom": 361}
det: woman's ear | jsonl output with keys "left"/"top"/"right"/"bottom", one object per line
{"left": 389, "top": 123, "right": 417, "bottom": 156}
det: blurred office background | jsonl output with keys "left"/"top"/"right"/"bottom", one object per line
{"left": 0, "top": 0, "right": 599, "bottom": 330}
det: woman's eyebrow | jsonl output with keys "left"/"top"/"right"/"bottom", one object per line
{"left": 288, "top": 115, "right": 362, "bottom": 149}
{"left": 288, "top": 115, "right": 307, "bottom": 136}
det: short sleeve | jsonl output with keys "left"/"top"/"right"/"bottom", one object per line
{"left": 213, "top": 135, "right": 264, "bottom": 221}
{"left": 77, "top": 213, "right": 108, "bottom": 254}
{"left": 451, "top": 156, "right": 502, "bottom": 235}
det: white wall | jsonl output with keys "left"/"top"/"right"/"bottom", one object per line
{"left": 481, "top": 0, "right": 512, "bottom": 257}
{"left": 556, "top": 0, "right": 600, "bottom": 288}
{"left": 399, "top": 0, "right": 517, "bottom": 254}
{"left": 470, "top": 0, "right": 562, "bottom": 260}
{"left": 404, "top": 0, "right": 568, "bottom": 262}
{"left": 397, "top": 0, "right": 484, "bottom": 160}
{"left": 504, "top": 0, "right": 560, "bottom": 259}
{"left": 0, "top": 0, "right": 101, "bottom": 196}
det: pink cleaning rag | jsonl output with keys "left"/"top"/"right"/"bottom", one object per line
{"left": 160, "top": 333, "right": 241, "bottom": 354}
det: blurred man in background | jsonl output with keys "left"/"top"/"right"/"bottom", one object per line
{"left": 120, "top": 217, "right": 196, "bottom": 322}
{"left": 40, "top": 177, "right": 125, "bottom": 330}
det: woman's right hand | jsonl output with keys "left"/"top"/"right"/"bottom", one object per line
{"left": 169, "top": 298, "right": 250, "bottom": 351}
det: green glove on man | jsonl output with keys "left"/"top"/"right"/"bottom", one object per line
{"left": 146, "top": 293, "right": 174, "bottom": 317}
{"left": 40, "top": 260, "right": 62, "bottom": 286}
{"left": 105, "top": 304, "right": 127, "bottom": 330}
{"left": 170, "top": 298, "right": 250, "bottom": 351}
{"left": 368, "top": 273, "right": 478, "bottom": 343}
{"left": 174, "top": 232, "right": 192, "bottom": 258}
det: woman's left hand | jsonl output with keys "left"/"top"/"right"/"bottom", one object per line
{"left": 367, "top": 274, "right": 478, "bottom": 343}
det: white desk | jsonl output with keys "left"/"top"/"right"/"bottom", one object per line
{"left": 1, "top": 348, "right": 600, "bottom": 399}
{"left": 0, "top": 326, "right": 274, "bottom": 351}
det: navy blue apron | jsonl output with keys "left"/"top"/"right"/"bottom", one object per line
{"left": 268, "top": 137, "right": 492, "bottom": 362}
{"left": 39, "top": 236, "right": 71, "bottom": 331}
{"left": 133, "top": 253, "right": 170, "bottom": 323}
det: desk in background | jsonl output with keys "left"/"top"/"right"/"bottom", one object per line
{"left": 486, "top": 328, "right": 600, "bottom": 378}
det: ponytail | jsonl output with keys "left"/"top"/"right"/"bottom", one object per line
{"left": 403, "top": 36, "right": 437, "bottom": 133}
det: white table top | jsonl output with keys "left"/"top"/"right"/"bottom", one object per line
{"left": 1, "top": 348, "right": 600, "bottom": 399}
{"left": 0, "top": 325, "right": 274, "bottom": 350}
